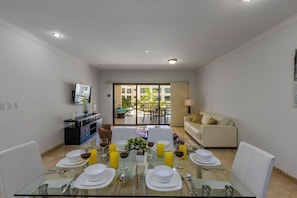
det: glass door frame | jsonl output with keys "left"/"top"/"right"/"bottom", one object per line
{"left": 113, "top": 83, "right": 170, "bottom": 126}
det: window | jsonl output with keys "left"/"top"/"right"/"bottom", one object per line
{"left": 127, "top": 96, "right": 132, "bottom": 100}
{"left": 122, "top": 88, "right": 125, "bottom": 93}
{"left": 164, "top": 88, "right": 171, "bottom": 93}
{"left": 165, "top": 96, "right": 171, "bottom": 101}
{"left": 140, "top": 88, "right": 146, "bottom": 93}
{"left": 127, "top": 88, "right": 132, "bottom": 93}
{"left": 152, "top": 88, "right": 159, "bottom": 93}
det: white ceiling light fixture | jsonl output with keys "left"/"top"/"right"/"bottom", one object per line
{"left": 242, "top": 0, "right": 252, "bottom": 2}
{"left": 168, "top": 59, "right": 178, "bottom": 65}
{"left": 50, "top": 32, "right": 64, "bottom": 39}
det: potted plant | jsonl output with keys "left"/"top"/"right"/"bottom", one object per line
{"left": 125, "top": 137, "right": 149, "bottom": 163}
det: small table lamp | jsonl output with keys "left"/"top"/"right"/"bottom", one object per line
{"left": 185, "top": 99, "right": 194, "bottom": 114}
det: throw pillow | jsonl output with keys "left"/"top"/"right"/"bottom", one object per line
{"left": 190, "top": 113, "right": 198, "bottom": 121}
{"left": 190, "top": 113, "right": 195, "bottom": 121}
{"left": 192, "top": 113, "right": 202, "bottom": 123}
{"left": 206, "top": 117, "right": 217, "bottom": 125}
{"left": 201, "top": 113, "right": 210, "bottom": 125}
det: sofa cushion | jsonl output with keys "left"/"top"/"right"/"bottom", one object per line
{"left": 216, "top": 117, "right": 231, "bottom": 125}
{"left": 200, "top": 113, "right": 210, "bottom": 125}
{"left": 189, "top": 124, "right": 202, "bottom": 139}
{"left": 206, "top": 117, "right": 217, "bottom": 125}
{"left": 191, "top": 113, "right": 202, "bottom": 123}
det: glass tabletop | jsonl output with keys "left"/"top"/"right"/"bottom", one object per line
{"left": 15, "top": 145, "right": 255, "bottom": 197}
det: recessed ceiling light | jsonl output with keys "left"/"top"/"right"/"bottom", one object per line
{"left": 145, "top": 50, "right": 149, "bottom": 53}
{"left": 50, "top": 32, "right": 64, "bottom": 39}
{"left": 168, "top": 59, "right": 178, "bottom": 65}
{"left": 242, "top": 0, "right": 252, "bottom": 2}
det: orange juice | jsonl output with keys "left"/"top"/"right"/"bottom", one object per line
{"left": 109, "top": 151, "right": 119, "bottom": 169}
{"left": 164, "top": 151, "right": 174, "bottom": 168}
{"left": 179, "top": 144, "right": 187, "bottom": 160}
{"left": 88, "top": 149, "right": 97, "bottom": 165}
{"left": 109, "top": 143, "right": 117, "bottom": 152}
{"left": 157, "top": 143, "right": 164, "bottom": 157}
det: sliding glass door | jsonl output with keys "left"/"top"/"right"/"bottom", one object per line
{"left": 113, "top": 83, "right": 171, "bottom": 126}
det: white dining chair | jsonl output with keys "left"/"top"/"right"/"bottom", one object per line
{"left": 111, "top": 126, "right": 137, "bottom": 142}
{"left": 0, "top": 140, "right": 45, "bottom": 198}
{"left": 231, "top": 141, "right": 275, "bottom": 198}
{"left": 147, "top": 127, "right": 174, "bottom": 146}
{"left": 159, "top": 128, "right": 174, "bottom": 146}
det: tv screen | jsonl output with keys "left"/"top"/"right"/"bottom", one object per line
{"left": 73, "top": 83, "right": 92, "bottom": 104}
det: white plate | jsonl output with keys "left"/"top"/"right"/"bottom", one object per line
{"left": 56, "top": 157, "right": 88, "bottom": 168}
{"left": 145, "top": 169, "right": 182, "bottom": 192}
{"left": 62, "top": 158, "right": 85, "bottom": 166}
{"left": 74, "top": 168, "right": 115, "bottom": 189}
{"left": 192, "top": 154, "right": 217, "bottom": 164}
{"left": 150, "top": 172, "right": 178, "bottom": 188}
{"left": 77, "top": 172, "right": 109, "bottom": 186}
{"left": 152, "top": 145, "right": 173, "bottom": 152}
{"left": 189, "top": 153, "right": 221, "bottom": 166}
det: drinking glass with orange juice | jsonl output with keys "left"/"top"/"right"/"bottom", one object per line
{"left": 164, "top": 151, "right": 174, "bottom": 168}
{"left": 157, "top": 143, "right": 164, "bottom": 157}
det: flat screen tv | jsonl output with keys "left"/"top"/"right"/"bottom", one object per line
{"left": 73, "top": 83, "right": 92, "bottom": 104}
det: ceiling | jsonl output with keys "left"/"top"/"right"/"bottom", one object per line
{"left": 1, "top": 0, "right": 297, "bottom": 70}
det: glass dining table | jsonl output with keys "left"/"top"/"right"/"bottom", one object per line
{"left": 15, "top": 144, "right": 255, "bottom": 197}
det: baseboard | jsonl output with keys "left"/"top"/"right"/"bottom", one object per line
{"left": 273, "top": 167, "right": 297, "bottom": 183}
{"left": 41, "top": 143, "right": 64, "bottom": 157}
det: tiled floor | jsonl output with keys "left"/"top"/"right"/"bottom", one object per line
{"left": 2, "top": 127, "right": 296, "bottom": 198}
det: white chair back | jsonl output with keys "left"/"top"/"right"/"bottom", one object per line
{"left": 0, "top": 141, "right": 45, "bottom": 198}
{"left": 148, "top": 127, "right": 174, "bottom": 146}
{"left": 147, "top": 127, "right": 161, "bottom": 143}
{"left": 231, "top": 141, "right": 275, "bottom": 198}
{"left": 111, "top": 126, "right": 137, "bottom": 142}
{"left": 159, "top": 128, "right": 174, "bottom": 146}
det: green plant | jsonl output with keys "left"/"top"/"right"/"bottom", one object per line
{"left": 122, "top": 97, "right": 131, "bottom": 109}
{"left": 125, "top": 137, "right": 149, "bottom": 154}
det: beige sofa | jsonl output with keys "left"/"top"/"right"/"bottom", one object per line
{"left": 184, "top": 112, "right": 237, "bottom": 148}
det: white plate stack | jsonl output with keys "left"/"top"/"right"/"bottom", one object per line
{"left": 189, "top": 149, "right": 221, "bottom": 166}
{"left": 74, "top": 163, "right": 116, "bottom": 189}
{"left": 195, "top": 149, "right": 213, "bottom": 162}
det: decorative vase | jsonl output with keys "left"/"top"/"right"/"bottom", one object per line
{"left": 136, "top": 152, "right": 147, "bottom": 163}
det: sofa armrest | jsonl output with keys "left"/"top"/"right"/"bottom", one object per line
{"left": 201, "top": 125, "right": 237, "bottom": 147}
{"left": 184, "top": 116, "right": 191, "bottom": 122}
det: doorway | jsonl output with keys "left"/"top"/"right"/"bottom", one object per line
{"left": 113, "top": 83, "right": 171, "bottom": 126}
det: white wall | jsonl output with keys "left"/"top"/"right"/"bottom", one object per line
{"left": 0, "top": 19, "right": 100, "bottom": 153}
{"left": 97, "top": 70, "right": 197, "bottom": 124}
{"left": 197, "top": 16, "right": 297, "bottom": 178}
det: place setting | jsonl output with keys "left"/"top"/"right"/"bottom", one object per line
{"left": 145, "top": 165, "right": 182, "bottom": 192}
{"left": 152, "top": 140, "right": 173, "bottom": 152}
{"left": 73, "top": 163, "right": 115, "bottom": 189}
{"left": 56, "top": 149, "right": 89, "bottom": 168}
{"left": 189, "top": 149, "right": 221, "bottom": 166}
{"left": 115, "top": 140, "right": 128, "bottom": 152}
